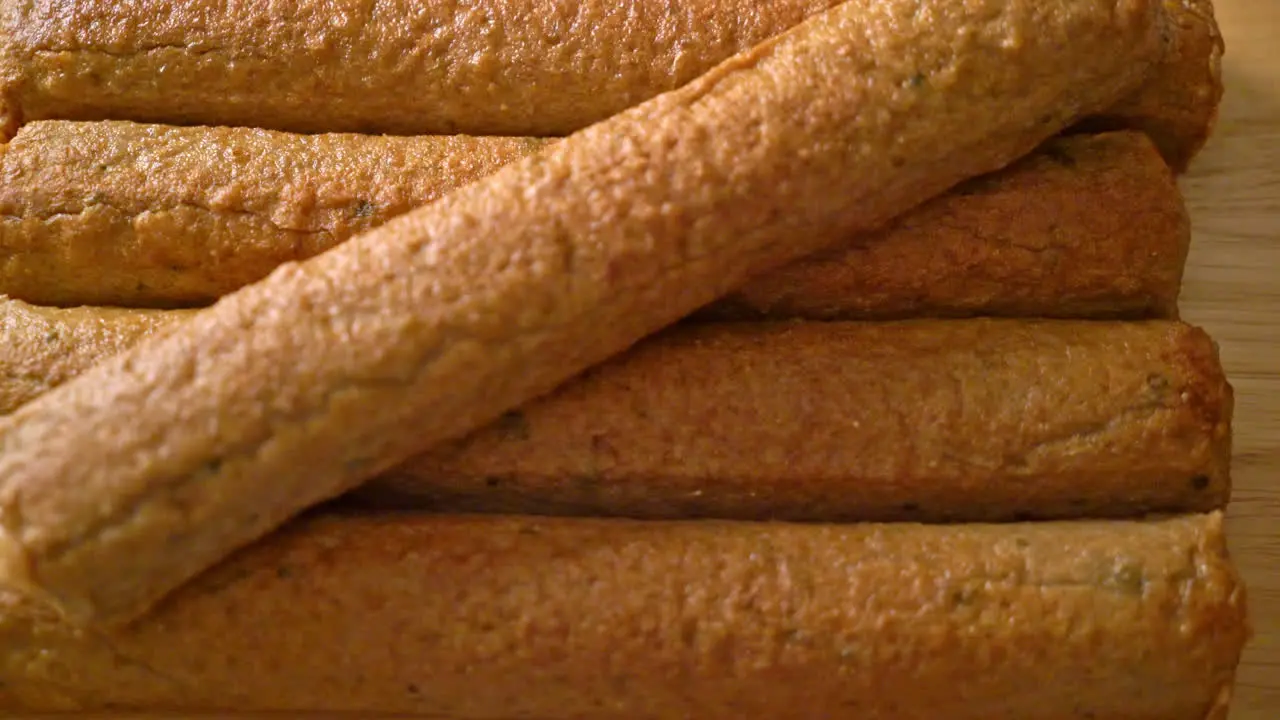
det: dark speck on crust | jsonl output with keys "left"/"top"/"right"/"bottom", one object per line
{"left": 573, "top": 472, "right": 602, "bottom": 493}
{"left": 353, "top": 200, "right": 377, "bottom": 218}
{"left": 1107, "top": 561, "right": 1145, "bottom": 595}
{"left": 495, "top": 410, "right": 531, "bottom": 440}
{"left": 953, "top": 173, "right": 1003, "bottom": 196}
{"left": 1044, "top": 142, "right": 1078, "bottom": 167}
{"left": 1146, "top": 373, "right": 1171, "bottom": 393}
{"left": 345, "top": 457, "right": 374, "bottom": 473}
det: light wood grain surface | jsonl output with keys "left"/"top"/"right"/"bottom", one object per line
{"left": 1179, "top": 1, "right": 1280, "bottom": 718}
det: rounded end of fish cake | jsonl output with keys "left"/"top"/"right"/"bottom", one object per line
{"left": 1077, "top": 0, "right": 1225, "bottom": 171}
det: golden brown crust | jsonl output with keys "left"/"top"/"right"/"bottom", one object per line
{"left": 0, "top": 0, "right": 836, "bottom": 138}
{"left": 0, "top": 34, "right": 18, "bottom": 142}
{"left": 1077, "top": 0, "right": 1224, "bottom": 171}
{"left": 0, "top": 0, "right": 1168, "bottom": 628}
{"left": 0, "top": 0, "right": 1216, "bottom": 168}
{"left": 0, "top": 303, "right": 1233, "bottom": 522}
{"left": 356, "top": 319, "right": 1233, "bottom": 522}
{"left": 0, "top": 125, "right": 1188, "bottom": 317}
{"left": 0, "top": 121, "right": 548, "bottom": 307}
{"left": 0, "top": 299, "right": 189, "bottom": 415}
{"left": 700, "top": 131, "right": 1190, "bottom": 321}
{"left": 0, "top": 512, "right": 1249, "bottom": 717}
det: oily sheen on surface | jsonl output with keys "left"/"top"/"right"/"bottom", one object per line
{"left": 0, "top": 0, "right": 1220, "bottom": 169}
{"left": 0, "top": 0, "right": 1170, "bottom": 628}
{"left": 0, "top": 126, "right": 1187, "bottom": 314}
{"left": 0, "top": 512, "right": 1248, "bottom": 718}
{"left": 0, "top": 308, "right": 1232, "bottom": 523}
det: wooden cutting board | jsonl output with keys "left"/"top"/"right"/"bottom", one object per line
{"left": 1178, "top": 1, "right": 1280, "bottom": 718}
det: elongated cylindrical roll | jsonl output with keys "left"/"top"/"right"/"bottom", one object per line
{"left": 0, "top": 122, "right": 547, "bottom": 307}
{"left": 0, "top": 512, "right": 1249, "bottom": 718}
{"left": 1076, "top": 0, "right": 1225, "bottom": 170}
{"left": 0, "top": 300, "right": 182, "bottom": 414}
{"left": 698, "top": 131, "right": 1189, "bottom": 322}
{"left": 0, "top": 0, "right": 1173, "bottom": 628}
{"left": 0, "top": 125, "right": 1188, "bottom": 314}
{"left": 0, "top": 303, "right": 1233, "bottom": 523}
{"left": 0, "top": 0, "right": 1220, "bottom": 169}
{"left": 364, "top": 319, "right": 1234, "bottom": 522}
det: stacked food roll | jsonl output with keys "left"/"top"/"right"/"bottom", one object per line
{"left": 0, "top": 0, "right": 1249, "bottom": 717}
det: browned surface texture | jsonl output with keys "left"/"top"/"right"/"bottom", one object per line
{"left": 358, "top": 320, "right": 1233, "bottom": 522}
{"left": 0, "top": 512, "right": 1250, "bottom": 718}
{"left": 1080, "top": 0, "right": 1224, "bottom": 171}
{"left": 0, "top": 0, "right": 1218, "bottom": 169}
{"left": 0, "top": 299, "right": 186, "bottom": 414}
{"left": 701, "top": 131, "right": 1189, "bottom": 321}
{"left": 20, "top": 2, "right": 1273, "bottom": 716}
{"left": 0, "top": 304, "right": 1232, "bottom": 523}
{"left": 0, "top": 0, "right": 842, "bottom": 138}
{"left": 0, "top": 0, "right": 1170, "bottom": 628}
{"left": 0, "top": 122, "right": 547, "bottom": 306}
{"left": 0, "top": 124, "right": 1187, "bottom": 317}
{"left": 1174, "top": 2, "right": 1280, "bottom": 715}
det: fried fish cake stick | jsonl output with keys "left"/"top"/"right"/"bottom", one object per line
{"left": 364, "top": 319, "right": 1234, "bottom": 522}
{"left": 0, "top": 512, "right": 1249, "bottom": 718}
{"left": 0, "top": 0, "right": 1220, "bottom": 169}
{"left": 0, "top": 300, "right": 184, "bottom": 414}
{"left": 0, "top": 305, "right": 1233, "bottom": 523}
{"left": 699, "top": 131, "right": 1189, "bottom": 322}
{"left": 0, "top": 126, "right": 1188, "bottom": 315}
{"left": 1078, "top": 0, "right": 1225, "bottom": 171}
{"left": 0, "top": 0, "right": 1170, "bottom": 628}
{"left": 0, "top": 122, "right": 547, "bottom": 307}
